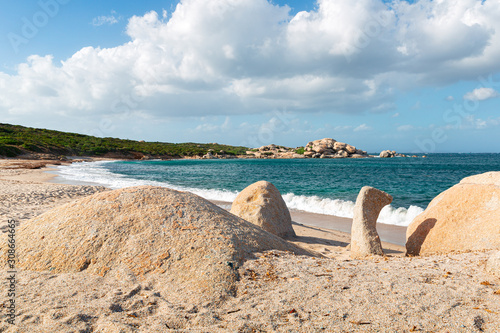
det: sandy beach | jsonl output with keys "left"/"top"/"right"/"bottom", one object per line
{"left": 1, "top": 159, "right": 499, "bottom": 332}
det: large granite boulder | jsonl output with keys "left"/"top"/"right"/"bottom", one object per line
{"left": 230, "top": 181, "right": 296, "bottom": 238}
{"left": 336, "top": 150, "right": 349, "bottom": 158}
{"left": 406, "top": 172, "right": 500, "bottom": 256}
{"left": 345, "top": 144, "right": 357, "bottom": 154}
{"left": 303, "top": 138, "right": 368, "bottom": 158}
{"left": 350, "top": 186, "right": 393, "bottom": 258}
{"left": 2, "top": 186, "right": 310, "bottom": 304}
{"left": 308, "top": 138, "right": 336, "bottom": 154}
{"left": 304, "top": 151, "right": 315, "bottom": 157}
{"left": 334, "top": 142, "right": 347, "bottom": 151}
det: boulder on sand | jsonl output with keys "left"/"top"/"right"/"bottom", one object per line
{"left": 406, "top": 172, "right": 500, "bottom": 256}
{"left": 350, "top": 186, "right": 393, "bottom": 258}
{"left": 230, "top": 181, "right": 296, "bottom": 238}
{"left": 3, "top": 186, "right": 311, "bottom": 304}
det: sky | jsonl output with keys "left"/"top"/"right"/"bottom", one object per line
{"left": 1, "top": 0, "right": 499, "bottom": 153}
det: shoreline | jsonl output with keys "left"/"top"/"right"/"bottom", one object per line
{"left": 0, "top": 158, "right": 406, "bottom": 254}
{"left": 48, "top": 160, "right": 408, "bottom": 247}
{"left": 48, "top": 163, "right": 408, "bottom": 249}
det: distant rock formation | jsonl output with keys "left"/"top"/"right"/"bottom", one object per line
{"left": 202, "top": 151, "right": 216, "bottom": 159}
{"left": 406, "top": 172, "right": 500, "bottom": 256}
{"left": 304, "top": 138, "right": 368, "bottom": 158}
{"left": 5, "top": 186, "right": 311, "bottom": 304}
{"left": 350, "top": 186, "right": 393, "bottom": 258}
{"left": 230, "top": 181, "right": 296, "bottom": 238}
{"left": 245, "top": 145, "right": 304, "bottom": 159}
{"left": 380, "top": 150, "right": 410, "bottom": 158}
{"left": 379, "top": 150, "right": 396, "bottom": 158}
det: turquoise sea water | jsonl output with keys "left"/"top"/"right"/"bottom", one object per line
{"left": 57, "top": 153, "right": 500, "bottom": 227}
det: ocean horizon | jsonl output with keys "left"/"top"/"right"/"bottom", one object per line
{"left": 54, "top": 153, "right": 500, "bottom": 228}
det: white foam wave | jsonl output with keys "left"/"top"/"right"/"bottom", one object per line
{"left": 283, "top": 193, "right": 423, "bottom": 226}
{"left": 56, "top": 161, "right": 423, "bottom": 227}
{"left": 57, "top": 161, "right": 238, "bottom": 201}
{"left": 282, "top": 193, "right": 355, "bottom": 218}
{"left": 378, "top": 204, "right": 425, "bottom": 227}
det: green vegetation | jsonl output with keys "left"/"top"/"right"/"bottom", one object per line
{"left": 0, "top": 123, "right": 249, "bottom": 158}
{"left": 294, "top": 147, "right": 305, "bottom": 155}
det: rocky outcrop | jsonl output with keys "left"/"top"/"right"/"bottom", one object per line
{"left": 4, "top": 186, "right": 311, "bottom": 304}
{"left": 202, "top": 151, "right": 216, "bottom": 159}
{"left": 406, "top": 172, "right": 500, "bottom": 256}
{"left": 230, "top": 181, "right": 296, "bottom": 238}
{"left": 380, "top": 150, "right": 409, "bottom": 158}
{"left": 379, "top": 150, "right": 395, "bottom": 158}
{"left": 350, "top": 186, "right": 393, "bottom": 258}
{"left": 304, "top": 138, "right": 368, "bottom": 158}
{"left": 304, "top": 151, "right": 315, "bottom": 157}
{"left": 345, "top": 144, "right": 357, "bottom": 154}
{"left": 245, "top": 145, "right": 303, "bottom": 159}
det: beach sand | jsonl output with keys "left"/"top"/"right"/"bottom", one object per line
{"left": 0, "top": 159, "right": 499, "bottom": 332}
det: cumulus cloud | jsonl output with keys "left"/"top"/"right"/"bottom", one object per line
{"left": 2, "top": 0, "right": 500, "bottom": 126}
{"left": 463, "top": 87, "right": 499, "bottom": 101}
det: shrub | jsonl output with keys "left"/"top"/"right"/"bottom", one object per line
{"left": 0, "top": 144, "right": 22, "bottom": 157}
{"left": 295, "top": 147, "right": 305, "bottom": 154}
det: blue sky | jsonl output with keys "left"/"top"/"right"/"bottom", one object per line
{"left": 1, "top": 0, "right": 499, "bottom": 153}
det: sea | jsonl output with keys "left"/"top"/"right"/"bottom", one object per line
{"left": 55, "top": 153, "right": 500, "bottom": 228}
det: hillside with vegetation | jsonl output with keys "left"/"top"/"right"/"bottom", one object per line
{"left": 0, "top": 123, "right": 248, "bottom": 159}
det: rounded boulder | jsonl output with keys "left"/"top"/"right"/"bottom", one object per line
{"left": 2, "top": 186, "right": 310, "bottom": 304}
{"left": 406, "top": 172, "right": 500, "bottom": 256}
{"left": 230, "top": 181, "right": 296, "bottom": 238}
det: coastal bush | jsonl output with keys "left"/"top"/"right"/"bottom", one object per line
{"left": 295, "top": 147, "right": 305, "bottom": 154}
{"left": 0, "top": 137, "right": 22, "bottom": 145}
{"left": 0, "top": 144, "right": 22, "bottom": 157}
{"left": 0, "top": 123, "right": 249, "bottom": 158}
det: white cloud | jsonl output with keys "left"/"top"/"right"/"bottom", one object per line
{"left": 463, "top": 87, "right": 499, "bottom": 101}
{"left": 464, "top": 115, "right": 500, "bottom": 129}
{"left": 392, "top": 112, "right": 400, "bottom": 118}
{"left": 2, "top": 0, "right": 500, "bottom": 126}
{"left": 397, "top": 124, "right": 414, "bottom": 131}
{"left": 92, "top": 11, "right": 121, "bottom": 26}
{"left": 446, "top": 96, "right": 454, "bottom": 101}
{"left": 354, "top": 124, "right": 372, "bottom": 132}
